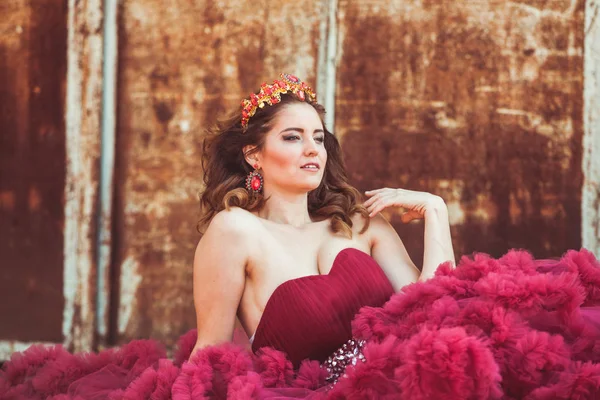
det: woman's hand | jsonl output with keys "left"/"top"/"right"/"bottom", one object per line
{"left": 363, "top": 188, "right": 445, "bottom": 222}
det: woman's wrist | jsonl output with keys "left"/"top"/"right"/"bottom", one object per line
{"left": 424, "top": 196, "right": 447, "bottom": 216}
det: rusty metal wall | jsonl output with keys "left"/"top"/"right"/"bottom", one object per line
{"left": 0, "top": 0, "right": 67, "bottom": 342}
{"left": 0, "top": 0, "right": 104, "bottom": 357}
{"left": 0, "top": 0, "right": 593, "bottom": 356}
{"left": 114, "top": 0, "right": 588, "bottom": 347}
{"left": 337, "top": 0, "right": 585, "bottom": 265}
{"left": 114, "top": 0, "right": 326, "bottom": 347}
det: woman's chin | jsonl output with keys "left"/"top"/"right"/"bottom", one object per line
{"left": 291, "top": 181, "right": 322, "bottom": 193}
{"left": 274, "top": 176, "right": 323, "bottom": 193}
{"left": 304, "top": 178, "right": 324, "bottom": 191}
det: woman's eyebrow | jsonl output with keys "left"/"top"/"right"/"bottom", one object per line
{"left": 279, "top": 127, "right": 325, "bottom": 134}
{"left": 280, "top": 127, "right": 304, "bottom": 134}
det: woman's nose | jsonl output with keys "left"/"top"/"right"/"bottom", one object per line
{"left": 304, "top": 138, "right": 319, "bottom": 155}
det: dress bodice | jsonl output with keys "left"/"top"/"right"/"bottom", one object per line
{"left": 250, "top": 247, "right": 395, "bottom": 367}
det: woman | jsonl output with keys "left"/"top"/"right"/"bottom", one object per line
{"left": 190, "top": 73, "right": 455, "bottom": 366}
{"left": 2, "top": 74, "right": 600, "bottom": 400}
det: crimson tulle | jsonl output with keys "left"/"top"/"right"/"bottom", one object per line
{"left": 2, "top": 249, "right": 600, "bottom": 399}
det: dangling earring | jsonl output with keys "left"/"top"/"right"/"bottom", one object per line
{"left": 245, "top": 164, "right": 263, "bottom": 194}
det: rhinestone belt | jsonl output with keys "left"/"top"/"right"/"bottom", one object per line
{"left": 322, "top": 338, "right": 366, "bottom": 385}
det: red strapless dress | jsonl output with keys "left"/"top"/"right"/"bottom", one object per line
{"left": 251, "top": 248, "right": 394, "bottom": 368}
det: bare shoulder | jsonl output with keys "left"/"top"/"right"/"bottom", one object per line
{"left": 367, "top": 213, "right": 394, "bottom": 230}
{"left": 349, "top": 212, "right": 370, "bottom": 232}
{"left": 205, "top": 206, "right": 259, "bottom": 237}
{"left": 349, "top": 212, "right": 387, "bottom": 231}
{"left": 195, "top": 207, "right": 261, "bottom": 260}
{"left": 361, "top": 213, "right": 397, "bottom": 245}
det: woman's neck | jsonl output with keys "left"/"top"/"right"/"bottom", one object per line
{"left": 257, "top": 191, "right": 313, "bottom": 227}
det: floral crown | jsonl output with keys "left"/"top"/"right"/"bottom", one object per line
{"left": 240, "top": 73, "right": 317, "bottom": 131}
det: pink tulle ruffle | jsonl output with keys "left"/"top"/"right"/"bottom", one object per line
{"left": 2, "top": 249, "right": 600, "bottom": 399}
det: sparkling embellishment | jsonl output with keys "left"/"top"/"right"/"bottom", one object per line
{"left": 245, "top": 170, "right": 263, "bottom": 193}
{"left": 322, "top": 338, "right": 366, "bottom": 386}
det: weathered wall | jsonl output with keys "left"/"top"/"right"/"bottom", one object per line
{"left": 0, "top": 0, "right": 105, "bottom": 358}
{"left": 114, "top": 0, "right": 589, "bottom": 347}
{"left": 114, "top": 0, "right": 326, "bottom": 347}
{"left": 0, "top": 0, "right": 67, "bottom": 343}
{"left": 1, "top": 0, "right": 596, "bottom": 357}
{"left": 337, "top": 0, "right": 585, "bottom": 264}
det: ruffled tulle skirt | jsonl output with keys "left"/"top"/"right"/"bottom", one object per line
{"left": 2, "top": 249, "right": 600, "bottom": 399}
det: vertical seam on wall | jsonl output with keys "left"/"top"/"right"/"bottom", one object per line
{"left": 317, "top": 0, "right": 338, "bottom": 132}
{"left": 96, "top": 0, "right": 118, "bottom": 342}
{"left": 63, "top": 0, "right": 81, "bottom": 351}
{"left": 64, "top": 0, "right": 104, "bottom": 351}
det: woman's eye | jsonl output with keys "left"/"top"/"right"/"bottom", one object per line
{"left": 282, "top": 135, "right": 324, "bottom": 143}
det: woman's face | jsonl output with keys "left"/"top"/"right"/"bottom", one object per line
{"left": 255, "top": 102, "right": 327, "bottom": 194}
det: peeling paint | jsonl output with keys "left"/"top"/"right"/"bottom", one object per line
{"left": 0, "top": 341, "right": 56, "bottom": 361}
{"left": 317, "top": 0, "right": 339, "bottom": 130}
{"left": 96, "top": 0, "right": 119, "bottom": 343}
{"left": 117, "top": 256, "right": 143, "bottom": 335}
{"left": 63, "top": 0, "right": 104, "bottom": 351}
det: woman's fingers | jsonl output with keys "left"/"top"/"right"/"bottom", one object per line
{"left": 365, "top": 201, "right": 377, "bottom": 214}
{"left": 365, "top": 188, "right": 389, "bottom": 195}
{"left": 364, "top": 191, "right": 390, "bottom": 207}
{"left": 366, "top": 192, "right": 396, "bottom": 213}
{"left": 367, "top": 197, "right": 391, "bottom": 217}
{"left": 363, "top": 195, "right": 378, "bottom": 208}
{"left": 365, "top": 187, "right": 437, "bottom": 220}
{"left": 369, "top": 204, "right": 384, "bottom": 217}
{"left": 365, "top": 197, "right": 379, "bottom": 214}
{"left": 367, "top": 199, "right": 424, "bottom": 220}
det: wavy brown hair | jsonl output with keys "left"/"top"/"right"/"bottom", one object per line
{"left": 198, "top": 93, "right": 369, "bottom": 238}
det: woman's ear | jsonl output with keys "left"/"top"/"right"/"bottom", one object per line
{"left": 243, "top": 144, "right": 259, "bottom": 167}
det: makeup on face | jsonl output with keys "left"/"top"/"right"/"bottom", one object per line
{"left": 260, "top": 103, "right": 327, "bottom": 191}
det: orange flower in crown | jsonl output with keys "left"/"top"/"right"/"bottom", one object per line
{"left": 240, "top": 73, "right": 317, "bottom": 131}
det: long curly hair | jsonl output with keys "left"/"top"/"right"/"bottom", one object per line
{"left": 198, "top": 93, "right": 369, "bottom": 238}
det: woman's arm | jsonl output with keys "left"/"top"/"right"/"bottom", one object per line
{"left": 364, "top": 188, "right": 455, "bottom": 286}
{"left": 369, "top": 214, "right": 421, "bottom": 291}
{"left": 421, "top": 198, "right": 455, "bottom": 281}
{"left": 189, "top": 209, "right": 248, "bottom": 360}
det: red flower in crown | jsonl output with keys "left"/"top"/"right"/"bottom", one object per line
{"left": 240, "top": 73, "right": 317, "bottom": 131}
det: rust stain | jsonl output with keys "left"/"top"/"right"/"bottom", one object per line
{"left": 0, "top": 0, "right": 67, "bottom": 342}
{"left": 28, "top": 186, "right": 41, "bottom": 211}
{"left": 337, "top": 0, "right": 583, "bottom": 262}
{"left": 0, "top": 191, "right": 16, "bottom": 211}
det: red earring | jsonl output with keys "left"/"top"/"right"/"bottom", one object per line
{"left": 245, "top": 164, "right": 263, "bottom": 193}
